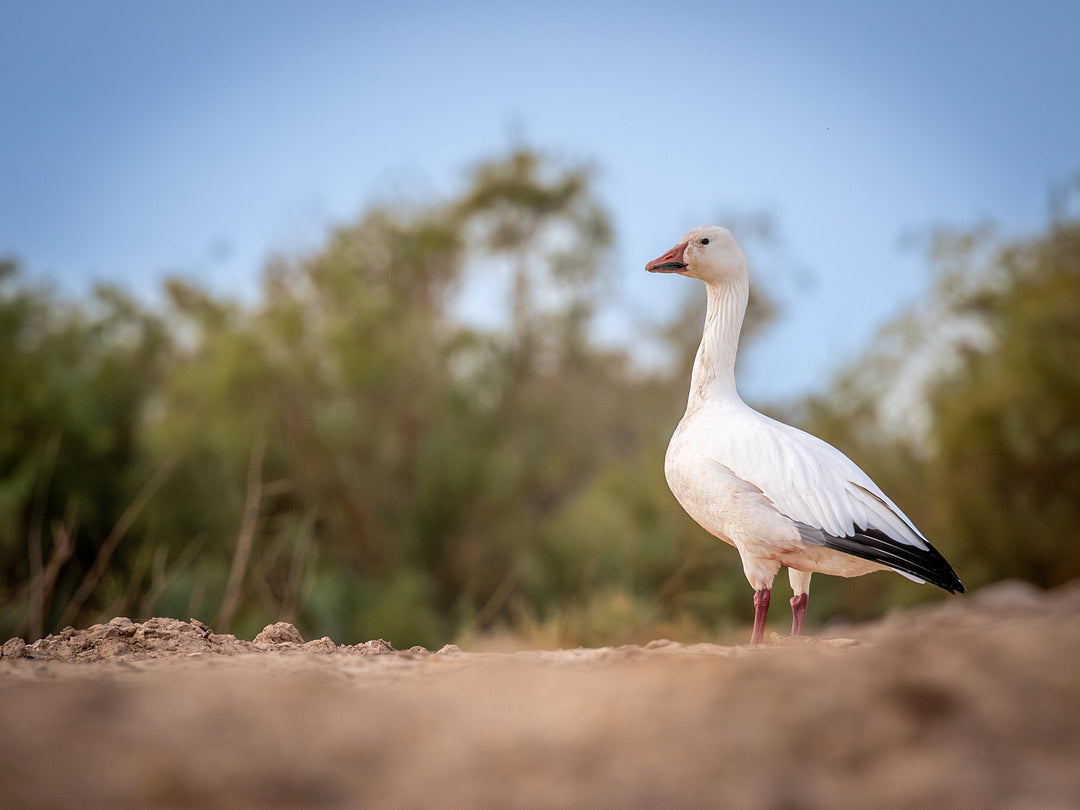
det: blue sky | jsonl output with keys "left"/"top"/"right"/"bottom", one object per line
{"left": 3, "top": 0, "right": 1078, "bottom": 401}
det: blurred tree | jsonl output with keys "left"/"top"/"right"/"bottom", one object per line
{"left": 0, "top": 260, "right": 169, "bottom": 639}
{"left": 133, "top": 149, "right": 781, "bottom": 646}
{"left": 455, "top": 149, "right": 612, "bottom": 354}
{"left": 928, "top": 215, "right": 1080, "bottom": 587}
{"left": 144, "top": 206, "right": 467, "bottom": 641}
{"left": 796, "top": 201, "right": 1080, "bottom": 618}
{"left": 5, "top": 146, "right": 939, "bottom": 649}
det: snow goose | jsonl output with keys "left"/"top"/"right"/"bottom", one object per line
{"left": 647, "top": 225, "right": 964, "bottom": 644}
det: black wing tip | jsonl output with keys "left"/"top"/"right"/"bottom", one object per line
{"left": 936, "top": 575, "right": 966, "bottom": 595}
{"left": 823, "top": 528, "right": 965, "bottom": 595}
{"left": 938, "top": 559, "right": 966, "bottom": 594}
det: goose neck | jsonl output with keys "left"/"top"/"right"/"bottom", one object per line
{"left": 688, "top": 279, "right": 747, "bottom": 405}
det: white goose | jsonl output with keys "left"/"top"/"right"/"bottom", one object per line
{"left": 647, "top": 226, "right": 964, "bottom": 644}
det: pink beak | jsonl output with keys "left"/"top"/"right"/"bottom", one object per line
{"left": 646, "top": 242, "right": 688, "bottom": 273}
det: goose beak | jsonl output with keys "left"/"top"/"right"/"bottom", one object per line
{"left": 646, "top": 242, "right": 688, "bottom": 273}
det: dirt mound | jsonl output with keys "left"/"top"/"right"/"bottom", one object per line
{"left": 0, "top": 615, "right": 450, "bottom": 663}
{"left": 2, "top": 580, "right": 1079, "bottom": 809}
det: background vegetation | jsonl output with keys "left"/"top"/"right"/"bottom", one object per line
{"left": 2, "top": 150, "right": 1078, "bottom": 648}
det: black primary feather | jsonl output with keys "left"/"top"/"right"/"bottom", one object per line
{"left": 822, "top": 527, "right": 966, "bottom": 594}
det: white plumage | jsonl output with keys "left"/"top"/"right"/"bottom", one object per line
{"left": 647, "top": 226, "right": 963, "bottom": 644}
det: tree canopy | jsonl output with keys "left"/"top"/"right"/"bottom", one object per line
{"left": 797, "top": 200, "right": 1080, "bottom": 616}
{"left": 3, "top": 152, "right": 1077, "bottom": 646}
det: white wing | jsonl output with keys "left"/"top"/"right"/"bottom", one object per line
{"left": 702, "top": 406, "right": 963, "bottom": 593}
{"left": 713, "top": 409, "right": 928, "bottom": 548}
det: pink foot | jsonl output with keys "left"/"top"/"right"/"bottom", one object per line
{"left": 750, "top": 588, "right": 771, "bottom": 645}
{"left": 790, "top": 593, "right": 808, "bottom": 636}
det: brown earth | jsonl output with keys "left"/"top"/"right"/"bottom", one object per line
{"left": 2, "top": 579, "right": 1079, "bottom": 809}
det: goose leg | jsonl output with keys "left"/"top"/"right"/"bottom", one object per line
{"left": 750, "top": 588, "right": 771, "bottom": 644}
{"left": 790, "top": 593, "right": 808, "bottom": 636}
{"left": 787, "top": 569, "right": 812, "bottom": 637}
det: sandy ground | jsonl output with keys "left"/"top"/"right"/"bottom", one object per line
{"left": 2, "top": 579, "right": 1079, "bottom": 809}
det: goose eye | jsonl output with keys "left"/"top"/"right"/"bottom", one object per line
{"left": 700, "top": 238, "right": 710, "bottom": 245}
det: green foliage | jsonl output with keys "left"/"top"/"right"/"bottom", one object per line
{"left": 0, "top": 149, "right": 757, "bottom": 647}
{"left": 6, "top": 150, "right": 1075, "bottom": 648}
{"left": 798, "top": 206, "right": 1080, "bottom": 615}
{"left": 0, "top": 262, "right": 169, "bottom": 639}
{"left": 928, "top": 218, "right": 1080, "bottom": 587}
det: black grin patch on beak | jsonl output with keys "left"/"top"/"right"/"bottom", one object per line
{"left": 649, "top": 262, "right": 688, "bottom": 273}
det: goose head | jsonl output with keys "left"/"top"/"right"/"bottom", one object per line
{"left": 646, "top": 225, "right": 746, "bottom": 285}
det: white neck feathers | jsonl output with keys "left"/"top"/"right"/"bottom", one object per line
{"left": 687, "top": 278, "right": 748, "bottom": 406}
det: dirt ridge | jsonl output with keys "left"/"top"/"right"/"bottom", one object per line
{"left": 0, "top": 615, "right": 456, "bottom": 664}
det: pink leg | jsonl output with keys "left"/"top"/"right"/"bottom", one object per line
{"left": 790, "top": 593, "right": 808, "bottom": 636}
{"left": 750, "top": 588, "right": 771, "bottom": 645}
